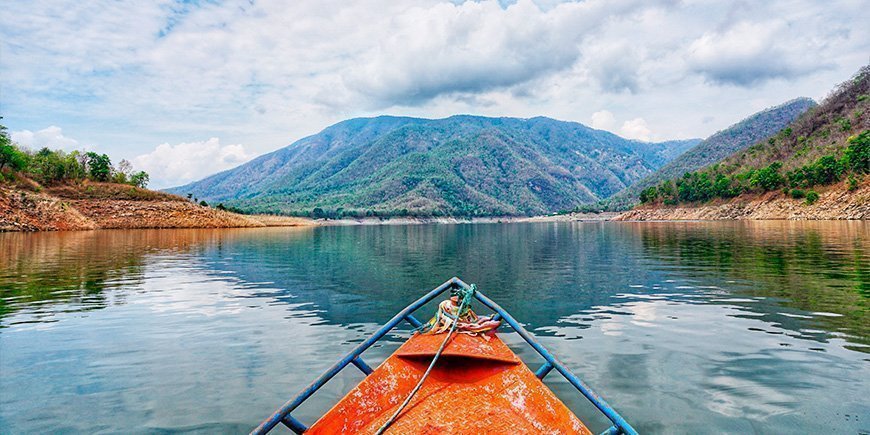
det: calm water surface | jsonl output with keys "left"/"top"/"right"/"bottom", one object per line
{"left": 1, "top": 222, "right": 868, "bottom": 434}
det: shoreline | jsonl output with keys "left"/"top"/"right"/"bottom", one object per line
{"left": 4, "top": 181, "right": 867, "bottom": 233}
{"left": 615, "top": 179, "right": 869, "bottom": 221}
{"left": 307, "top": 212, "right": 619, "bottom": 226}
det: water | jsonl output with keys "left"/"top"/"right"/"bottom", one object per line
{"left": 1, "top": 222, "right": 867, "bottom": 434}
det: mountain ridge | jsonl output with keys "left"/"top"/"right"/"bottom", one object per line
{"left": 607, "top": 97, "right": 817, "bottom": 208}
{"left": 169, "top": 115, "right": 699, "bottom": 216}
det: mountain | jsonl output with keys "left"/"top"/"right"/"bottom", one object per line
{"left": 607, "top": 97, "right": 817, "bottom": 208}
{"left": 168, "top": 116, "right": 699, "bottom": 217}
{"left": 632, "top": 64, "right": 868, "bottom": 209}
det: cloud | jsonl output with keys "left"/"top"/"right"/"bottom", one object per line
{"left": 585, "top": 43, "right": 641, "bottom": 93}
{"left": 620, "top": 118, "right": 653, "bottom": 141}
{"left": 344, "top": 0, "right": 656, "bottom": 106}
{"left": 134, "top": 138, "right": 254, "bottom": 189}
{"left": 11, "top": 126, "right": 81, "bottom": 151}
{"left": 687, "top": 20, "right": 836, "bottom": 86}
{"left": 590, "top": 110, "right": 617, "bottom": 131}
{"left": 1, "top": 0, "right": 867, "bottom": 170}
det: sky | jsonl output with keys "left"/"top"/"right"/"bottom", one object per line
{"left": 1, "top": 0, "right": 868, "bottom": 188}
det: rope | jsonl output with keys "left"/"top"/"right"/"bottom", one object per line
{"left": 374, "top": 285, "right": 476, "bottom": 435}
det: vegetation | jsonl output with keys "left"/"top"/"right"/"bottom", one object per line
{"left": 170, "top": 115, "right": 698, "bottom": 217}
{"left": 0, "top": 122, "right": 149, "bottom": 188}
{"left": 608, "top": 97, "right": 817, "bottom": 208}
{"left": 638, "top": 65, "right": 869, "bottom": 207}
{"left": 639, "top": 131, "right": 868, "bottom": 204}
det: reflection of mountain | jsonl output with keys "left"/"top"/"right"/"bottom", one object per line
{"left": 196, "top": 224, "right": 675, "bottom": 329}
{"left": 3, "top": 223, "right": 865, "bottom": 353}
{"left": 636, "top": 221, "right": 869, "bottom": 351}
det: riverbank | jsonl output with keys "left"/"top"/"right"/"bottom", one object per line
{"left": 1, "top": 180, "right": 617, "bottom": 231}
{"left": 615, "top": 179, "right": 869, "bottom": 221}
{"left": 0, "top": 181, "right": 312, "bottom": 232}
{"left": 5, "top": 179, "right": 867, "bottom": 232}
{"left": 312, "top": 212, "right": 617, "bottom": 226}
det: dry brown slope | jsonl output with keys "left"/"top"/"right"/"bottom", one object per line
{"left": 1, "top": 181, "right": 275, "bottom": 231}
{"left": 615, "top": 179, "right": 869, "bottom": 221}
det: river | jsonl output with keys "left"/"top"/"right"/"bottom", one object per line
{"left": 1, "top": 222, "right": 867, "bottom": 433}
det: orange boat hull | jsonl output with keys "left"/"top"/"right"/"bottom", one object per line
{"left": 307, "top": 332, "right": 591, "bottom": 434}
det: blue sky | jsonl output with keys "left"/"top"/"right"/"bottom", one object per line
{"left": 1, "top": 0, "right": 868, "bottom": 188}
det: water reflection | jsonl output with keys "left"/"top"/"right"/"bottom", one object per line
{"left": 0, "top": 222, "right": 868, "bottom": 434}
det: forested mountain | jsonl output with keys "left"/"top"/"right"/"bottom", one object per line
{"left": 637, "top": 65, "right": 868, "bottom": 207}
{"left": 607, "top": 97, "right": 816, "bottom": 208}
{"left": 168, "top": 116, "right": 698, "bottom": 217}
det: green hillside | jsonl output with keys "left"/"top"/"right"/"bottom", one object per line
{"left": 168, "top": 116, "right": 698, "bottom": 217}
{"left": 608, "top": 97, "right": 816, "bottom": 209}
{"left": 638, "top": 65, "right": 869, "bottom": 206}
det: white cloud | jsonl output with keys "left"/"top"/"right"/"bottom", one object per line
{"left": 11, "top": 126, "right": 81, "bottom": 151}
{"left": 687, "top": 20, "right": 828, "bottom": 86}
{"left": 344, "top": 0, "right": 657, "bottom": 106}
{"left": 620, "top": 118, "right": 653, "bottom": 141}
{"left": 1, "top": 0, "right": 868, "bottom": 178}
{"left": 590, "top": 110, "right": 617, "bottom": 131}
{"left": 134, "top": 138, "right": 254, "bottom": 189}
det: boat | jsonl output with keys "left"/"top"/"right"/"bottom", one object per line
{"left": 252, "top": 277, "right": 637, "bottom": 434}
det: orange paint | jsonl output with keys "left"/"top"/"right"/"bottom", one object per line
{"left": 307, "top": 332, "right": 591, "bottom": 434}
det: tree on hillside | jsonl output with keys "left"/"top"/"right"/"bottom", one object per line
{"left": 114, "top": 159, "right": 132, "bottom": 183}
{"left": 130, "top": 171, "right": 149, "bottom": 188}
{"left": 0, "top": 142, "right": 28, "bottom": 172}
{"left": 0, "top": 122, "right": 28, "bottom": 172}
{"left": 86, "top": 152, "right": 112, "bottom": 181}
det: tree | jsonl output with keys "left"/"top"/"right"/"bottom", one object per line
{"left": 843, "top": 131, "right": 869, "bottom": 173}
{"left": 639, "top": 186, "right": 657, "bottom": 203}
{"left": 130, "top": 171, "right": 149, "bottom": 188}
{"left": 86, "top": 152, "right": 112, "bottom": 181}
{"left": 113, "top": 159, "right": 132, "bottom": 183}
{"left": 0, "top": 143, "right": 28, "bottom": 172}
{"left": 750, "top": 162, "right": 784, "bottom": 191}
{"left": 813, "top": 155, "right": 843, "bottom": 184}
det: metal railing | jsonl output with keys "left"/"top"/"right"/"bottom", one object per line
{"left": 251, "top": 277, "right": 638, "bottom": 435}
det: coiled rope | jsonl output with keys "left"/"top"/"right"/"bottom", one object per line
{"left": 374, "top": 284, "right": 476, "bottom": 435}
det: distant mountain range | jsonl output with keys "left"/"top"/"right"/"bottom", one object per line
{"left": 169, "top": 116, "right": 699, "bottom": 216}
{"left": 607, "top": 97, "right": 817, "bottom": 208}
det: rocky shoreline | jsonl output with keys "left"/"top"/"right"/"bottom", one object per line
{"left": 3, "top": 179, "right": 866, "bottom": 233}
{"left": 0, "top": 183, "right": 311, "bottom": 232}
{"left": 614, "top": 179, "right": 869, "bottom": 221}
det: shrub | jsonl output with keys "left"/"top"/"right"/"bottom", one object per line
{"left": 837, "top": 117, "right": 852, "bottom": 131}
{"left": 790, "top": 188, "right": 805, "bottom": 199}
{"left": 847, "top": 174, "right": 859, "bottom": 191}
{"left": 805, "top": 191, "right": 819, "bottom": 205}
{"left": 814, "top": 155, "right": 843, "bottom": 184}
{"left": 843, "top": 131, "right": 869, "bottom": 173}
{"left": 750, "top": 162, "right": 784, "bottom": 191}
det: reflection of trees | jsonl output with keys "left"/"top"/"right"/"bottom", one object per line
{"left": 0, "top": 229, "right": 300, "bottom": 325}
{"left": 636, "top": 221, "right": 869, "bottom": 351}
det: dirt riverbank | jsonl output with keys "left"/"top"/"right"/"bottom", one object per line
{"left": 0, "top": 181, "right": 313, "bottom": 232}
{"left": 614, "top": 179, "right": 869, "bottom": 221}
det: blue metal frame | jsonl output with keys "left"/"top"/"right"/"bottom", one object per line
{"left": 251, "top": 277, "right": 638, "bottom": 435}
